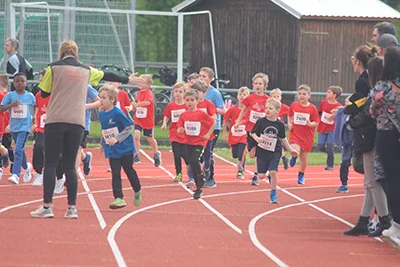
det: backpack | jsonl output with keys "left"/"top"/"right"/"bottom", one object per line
{"left": 16, "top": 54, "right": 34, "bottom": 80}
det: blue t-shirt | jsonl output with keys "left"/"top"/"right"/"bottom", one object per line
{"left": 1, "top": 90, "right": 36, "bottom": 133}
{"left": 205, "top": 86, "right": 224, "bottom": 130}
{"left": 85, "top": 85, "right": 99, "bottom": 131}
{"left": 99, "top": 107, "right": 135, "bottom": 159}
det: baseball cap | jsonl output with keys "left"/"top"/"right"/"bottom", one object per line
{"left": 377, "top": 33, "right": 398, "bottom": 48}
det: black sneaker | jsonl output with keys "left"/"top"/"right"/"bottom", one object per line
{"left": 83, "top": 152, "right": 92, "bottom": 176}
{"left": 282, "top": 157, "right": 289, "bottom": 170}
{"left": 251, "top": 175, "right": 259, "bottom": 186}
{"left": 193, "top": 189, "right": 202, "bottom": 199}
{"left": 154, "top": 151, "right": 161, "bottom": 167}
{"left": 133, "top": 154, "right": 141, "bottom": 164}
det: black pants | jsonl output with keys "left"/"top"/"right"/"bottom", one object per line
{"left": 109, "top": 154, "right": 141, "bottom": 199}
{"left": 171, "top": 141, "right": 190, "bottom": 175}
{"left": 43, "top": 123, "right": 83, "bottom": 205}
{"left": 187, "top": 145, "right": 205, "bottom": 189}
{"left": 376, "top": 129, "right": 400, "bottom": 223}
{"left": 1, "top": 133, "right": 14, "bottom": 170}
{"left": 209, "top": 130, "right": 220, "bottom": 180}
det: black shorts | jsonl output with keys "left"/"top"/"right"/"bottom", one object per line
{"left": 80, "top": 131, "right": 89, "bottom": 148}
{"left": 134, "top": 124, "right": 153, "bottom": 137}
{"left": 257, "top": 153, "right": 280, "bottom": 174}
{"left": 247, "top": 132, "right": 257, "bottom": 152}
{"left": 231, "top": 143, "right": 246, "bottom": 160}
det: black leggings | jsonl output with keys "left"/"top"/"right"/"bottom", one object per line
{"left": 186, "top": 145, "right": 204, "bottom": 189}
{"left": 109, "top": 154, "right": 141, "bottom": 199}
{"left": 43, "top": 123, "right": 83, "bottom": 205}
{"left": 1, "top": 133, "right": 14, "bottom": 169}
{"left": 376, "top": 129, "right": 400, "bottom": 223}
{"left": 171, "top": 141, "right": 190, "bottom": 175}
{"left": 209, "top": 130, "right": 220, "bottom": 180}
{"left": 33, "top": 133, "right": 65, "bottom": 179}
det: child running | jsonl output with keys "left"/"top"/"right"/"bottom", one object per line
{"left": 288, "top": 84, "right": 320, "bottom": 184}
{"left": 0, "top": 75, "right": 11, "bottom": 180}
{"left": 235, "top": 73, "right": 269, "bottom": 186}
{"left": 270, "top": 88, "right": 290, "bottom": 169}
{"left": 132, "top": 74, "right": 161, "bottom": 167}
{"left": 251, "top": 98, "right": 298, "bottom": 203}
{"left": 187, "top": 73, "right": 199, "bottom": 86}
{"left": 99, "top": 85, "right": 142, "bottom": 209}
{"left": 0, "top": 72, "right": 35, "bottom": 184}
{"left": 317, "top": 86, "right": 343, "bottom": 171}
{"left": 177, "top": 89, "right": 216, "bottom": 199}
{"left": 161, "top": 82, "right": 193, "bottom": 183}
{"left": 222, "top": 86, "right": 250, "bottom": 179}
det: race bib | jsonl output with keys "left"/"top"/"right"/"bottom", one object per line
{"left": 258, "top": 134, "right": 277, "bottom": 152}
{"left": 171, "top": 109, "right": 185, "bottom": 123}
{"left": 136, "top": 107, "right": 147, "bottom": 118}
{"left": 231, "top": 125, "right": 246, "bottom": 137}
{"left": 184, "top": 121, "right": 201, "bottom": 136}
{"left": 293, "top": 112, "right": 310, "bottom": 125}
{"left": 249, "top": 110, "right": 265, "bottom": 123}
{"left": 199, "top": 108, "right": 207, "bottom": 114}
{"left": 11, "top": 105, "right": 27, "bottom": 119}
{"left": 40, "top": 114, "right": 47, "bottom": 128}
{"left": 321, "top": 111, "right": 334, "bottom": 125}
{"left": 102, "top": 127, "right": 119, "bottom": 142}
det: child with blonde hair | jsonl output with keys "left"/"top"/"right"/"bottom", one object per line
{"left": 132, "top": 74, "right": 161, "bottom": 167}
{"left": 288, "top": 85, "right": 320, "bottom": 184}
{"left": 223, "top": 86, "right": 250, "bottom": 179}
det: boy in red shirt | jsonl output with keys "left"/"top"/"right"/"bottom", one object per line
{"left": 192, "top": 80, "right": 217, "bottom": 185}
{"left": 223, "top": 86, "right": 250, "bottom": 179}
{"left": 132, "top": 74, "right": 160, "bottom": 167}
{"left": 235, "top": 73, "right": 269, "bottom": 186}
{"left": 0, "top": 75, "right": 11, "bottom": 180}
{"left": 270, "top": 88, "right": 290, "bottom": 170}
{"left": 177, "top": 89, "right": 216, "bottom": 199}
{"left": 162, "top": 82, "right": 193, "bottom": 183}
{"left": 317, "top": 86, "right": 343, "bottom": 170}
{"left": 288, "top": 85, "right": 320, "bottom": 184}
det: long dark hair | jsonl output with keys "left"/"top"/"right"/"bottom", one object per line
{"left": 382, "top": 46, "right": 400, "bottom": 81}
{"left": 367, "top": 57, "right": 384, "bottom": 87}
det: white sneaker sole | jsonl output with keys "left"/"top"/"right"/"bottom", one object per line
{"left": 30, "top": 213, "right": 54, "bottom": 218}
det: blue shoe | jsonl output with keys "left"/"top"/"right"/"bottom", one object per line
{"left": 270, "top": 193, "right": 279, "bottom": 204}
{"left": 203, "top": 179, "right": 216, "bottom": 188}
{"left": 289, "top": 156, "right": 297, "bottom": 167}
{"left": 83, "top": 152, "right": 92, "bottom": 176}
{"left": 204, "top": 168, "right": 210, "bottom": 180}
{"left": 297, "top": 173, "right": 305, "bottom": 184}
{"left": 336, "top": 185, "right": 349, "bottom": 193}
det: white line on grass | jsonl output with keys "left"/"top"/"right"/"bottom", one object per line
{"left": 140, "top": 149, "right": 242, "bottom": 234}
{"left": 78, "top": 169, "right": 107, "bottom": 229}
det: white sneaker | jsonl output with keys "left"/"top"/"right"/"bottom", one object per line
{"left": 23, "top": 163, "right": 33, "bottom": 183}
{"left": 0, "top": 168, "right": 3, "bottom": 181}
{"left": 383, "top": 221, "right": 400, "bottom": 238}
{"left": 54, "top": 175, "right": 66, "bottom": 194}
{"left": 8, "top": 174, "right": 19, "bottom": 184}
{"left": 32, "top": 173, "right": 43, "bottom": 186}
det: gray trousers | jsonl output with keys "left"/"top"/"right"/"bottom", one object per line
{"left": 360, "top": 150, "right": 389, "bottom": 217}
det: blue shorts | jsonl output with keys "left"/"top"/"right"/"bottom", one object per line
{"left": 134, "top": 124, "right": 153, "bottom": 137}
{"left": 257, "top": 154, "right": 280, "bottom": 174}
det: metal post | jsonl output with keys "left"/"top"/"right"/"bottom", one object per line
{"left": 19, "top": 0, "right": 25, "bottom": 55}
{"left": 46, "top": 6, "right": 53, "bottom": 62}
{"left": 177, "top": 13, "right": 184, "bottom": 82}
{"left": 64, "top": 0, "right": 71, "bottom": 40}
{"left": 129, "top": 0, "right": 136, "bottom": 73}
{"left": 70, "top": 0, "right": 76, "bottom": 40}
{"left": 207, "top": 12, "right": 219, "bottom": 88}
{"left": 9, "top": 2, "right": 16, "bottom": 39}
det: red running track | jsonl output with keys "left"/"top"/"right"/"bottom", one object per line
{"left": 0, "top": 147, "right": 399, "bottom": 267}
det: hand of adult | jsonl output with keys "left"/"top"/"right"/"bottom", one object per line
{"left": 128, "top": 73, "right": 145, "bottom": 86}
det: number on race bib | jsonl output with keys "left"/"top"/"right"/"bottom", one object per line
{"left": 321, "top": 111, "right": 334, "bottom": 125}
{"left": 40, "top": 114, "right": 46, "bottom": 128}
{"left": 231, "top": 125, "right": 246, "bottom": 137}
{"left": 136, "top": 107, "right": 147, "bottom": 118}
{"left": 184, "top": 121, "right": 201, "bottom": 136}
{"left": 11, "top": 105, "right": 27, "bottom": 119}
{"left": 102, "top": 127, "right": 119, "bottom": 142}
{"left": 249, "top": 110, "right": 265, "bottom": 123}
{"left": 258, "top": 134, "right": 277, "bottom": 152}
{"left": 293, "top": 112, "right": 310, "bottom": 126}
{"left": 171, "top": 109, "right": 185, "bottom": 123}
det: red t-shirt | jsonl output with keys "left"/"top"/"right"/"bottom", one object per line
{"left": 177, "top": 110, "right": 215, "bottom": 147}
{"left": 289, "top": 102, "right": 320, "bottom": 152}
{"left": 35, "top": 93, "right": 50, "bottom": 133}
{"left": 0, "top": 92, "right": 7, "bottom": 135}
{"left": 317, "top": 99, "right": 342, "bottom": 133}
{"left": 134, "top": 89, "right": 154, "bottom": 129}
{"left": 278, "top": 103, "right": 290, "bottom": 122}
{"left": 163, "top": 101, "right": 186, "bottom": 143}
{"left": 117, "top": 90, "right": 131, "bottom": 116}
{"left": 241, "top": 93, "right": 269, "bottom": 132}
{"left": 197, "top": 99, "right": 217, "bottom": 141}
{"left": 224, "top": 105, "right": 247, "bottom": 146}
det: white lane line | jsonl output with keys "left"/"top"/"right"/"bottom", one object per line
{"left": 78, "top": 169, "right": 107, "bottom": 230}
{"left": 0, "top": 184, "right": 179, "bottom": 215}
{"left": 248, "top": 194, "right": 363, "bottom": 267}
{"left": 140, "top": 149, "right": 242, "bottom": 235}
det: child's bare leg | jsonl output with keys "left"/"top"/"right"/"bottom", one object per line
{"left": 299, "top": 151, "right": 308, "bottom": 173}
{"left": 134, "top": 130, "right": 141, "bottom": 155}
{"left": 258, "top": 173, "right": 266, "bottom": 180}
{"left": 270, "top": 170, "right": 278, "bottom": 190}
{"left": 146, "top": 136, "right": 158, "bottom": 154}
{"left": 289, "top": 144, "right": 301, "bottom": 167}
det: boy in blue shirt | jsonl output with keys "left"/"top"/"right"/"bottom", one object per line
{"left": 99, "top": 84, "right": 142, "bottom": 209}
{"left": 0, "top": 72, "right": 35, "bottom": 184}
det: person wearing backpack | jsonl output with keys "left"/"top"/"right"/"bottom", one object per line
{"left": 5, "top": 38, "right": 34, "bottom": 91}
